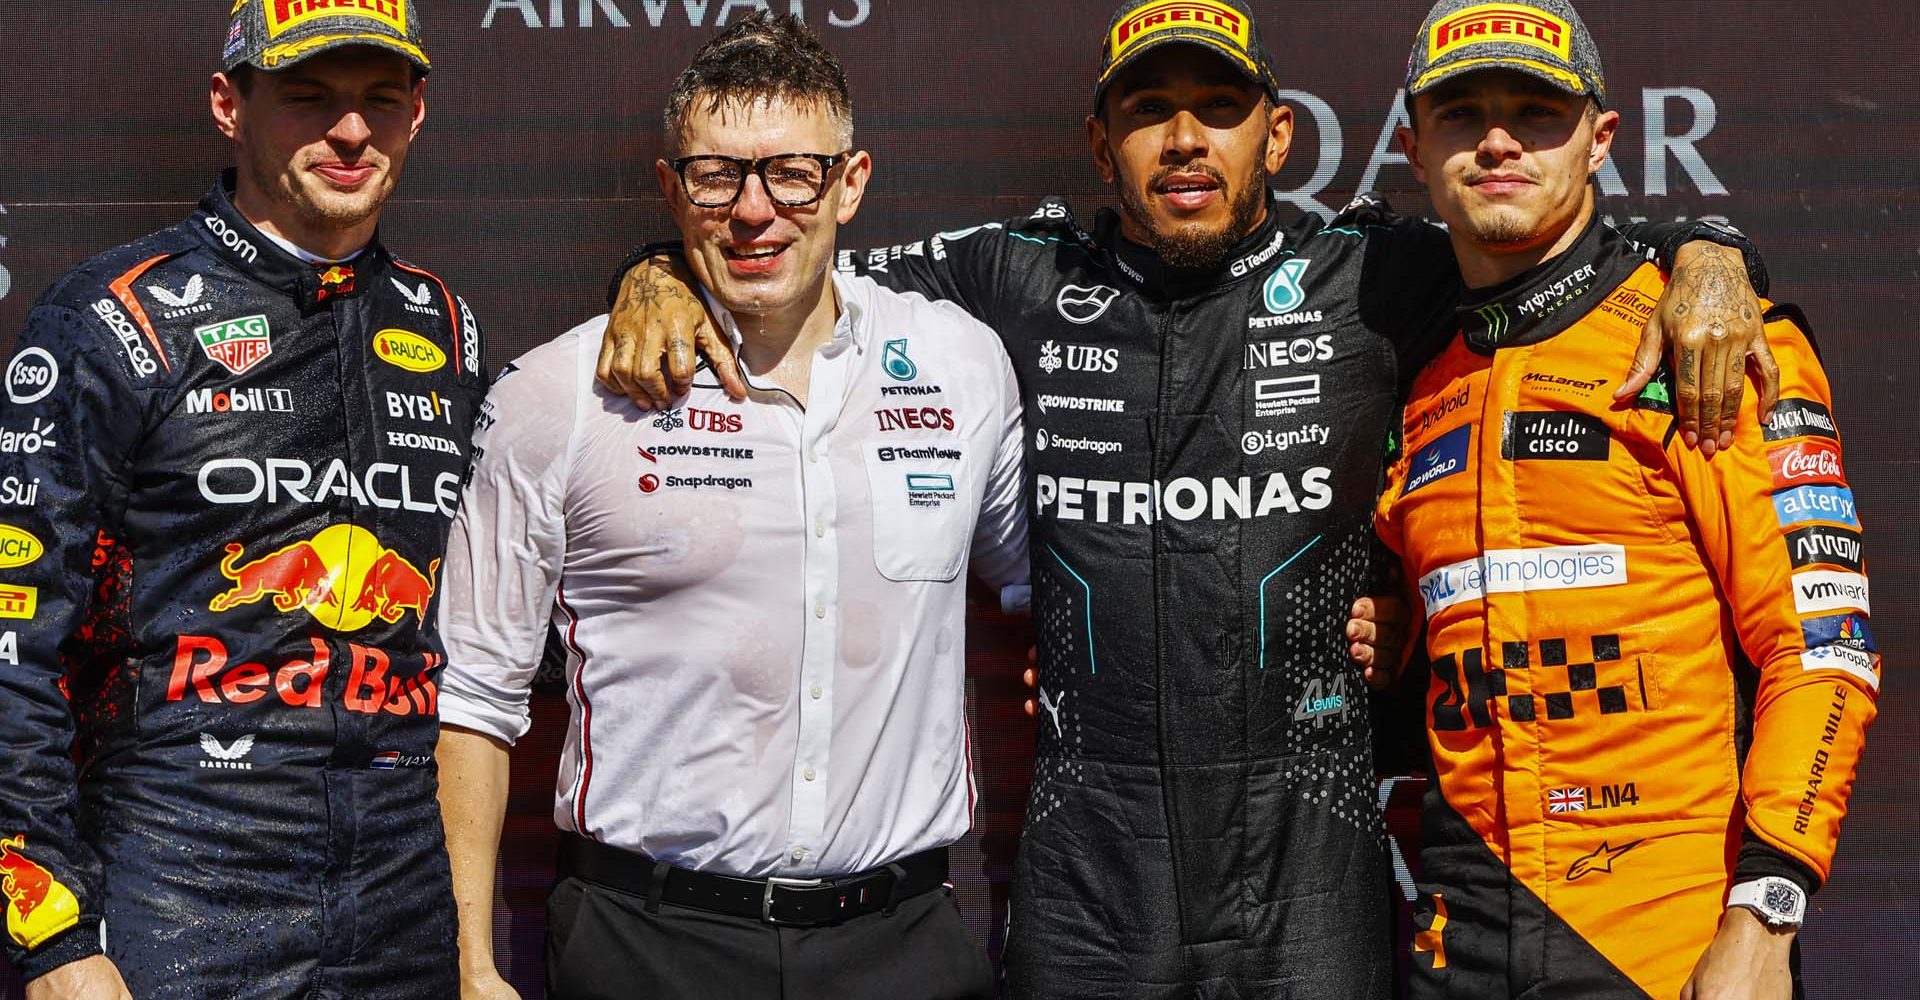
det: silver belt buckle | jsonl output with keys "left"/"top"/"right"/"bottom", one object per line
{"left": 762, "top": 875, "right": 826, "bottom": 924}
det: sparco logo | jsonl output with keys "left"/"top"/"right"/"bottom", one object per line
{"left": 202, "top": 214, "right": 258, "bottom": 262}
{"left": 1056, "top": 284, "right": 1120, "bottom": 324}
{"left": 1035, "top": 468, "right": 1331, "bottom": 525}
{"left": 91, "top": 299, "right": 159, "bottom": 377}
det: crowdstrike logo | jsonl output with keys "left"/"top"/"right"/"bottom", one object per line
{"left": 1417, "top": 545, "right": 1628, "bottom": 619}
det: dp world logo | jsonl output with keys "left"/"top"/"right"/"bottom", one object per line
{"left": 1056, "top": 284, "right": 1120, "bottom": 325}
{"left": 1262, "top": 259, "right": 1313, "bottom": 315}
{"left": 882, "top": 339, "right": 917, "bottom": 381}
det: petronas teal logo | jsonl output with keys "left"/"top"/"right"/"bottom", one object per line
{"left": 882, "top": 339, "right": 917, "bottom": 381}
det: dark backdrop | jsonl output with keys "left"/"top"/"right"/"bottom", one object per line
{"left": 1, "top": 2, "right": 1914, "bottom": 996}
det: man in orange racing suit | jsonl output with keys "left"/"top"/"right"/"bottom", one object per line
{"left": 1374, "top": 2, "right": 1877, "bottom": 999}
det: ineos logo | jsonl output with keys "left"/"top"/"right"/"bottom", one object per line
{"left": 6, "top": 348, "right": 58, "bottom": 405}
{"left": 202, "top": 214, "right": 258, "bottom": 263}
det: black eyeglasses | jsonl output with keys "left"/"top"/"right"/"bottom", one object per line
{"left": 669, "top": 152, "right": 853, "bottom": 208}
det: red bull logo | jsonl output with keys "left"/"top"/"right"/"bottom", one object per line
{"left": 0, "top": 836, "right": 80, "bottom": 949}
{"left": 167, "top": 634, "right": 441, "bottom": 715}
{"left": 210, "top": 524, "right": 437, "bottom": 631}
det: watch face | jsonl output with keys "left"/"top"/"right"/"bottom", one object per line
{"left": 1764, "top": 881, "right": 1800, "bottom": 915}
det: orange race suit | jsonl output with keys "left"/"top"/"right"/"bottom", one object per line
{"left": 1374, "top": 219, "right": 1877, "bottom": 1000}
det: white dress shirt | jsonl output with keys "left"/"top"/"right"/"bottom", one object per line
{"left": 437, "top": 272, "right": 1028, "bottom": 878}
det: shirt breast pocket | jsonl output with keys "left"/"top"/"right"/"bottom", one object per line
{"left": 862, "top": 440, "right": 973, "bottom": 582}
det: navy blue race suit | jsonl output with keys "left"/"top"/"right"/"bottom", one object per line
{"left": 829, "top": 194, "right": 1744, "bottom": 999}
{"left": 0, "top": 172, "right": 486, "bottom": 999}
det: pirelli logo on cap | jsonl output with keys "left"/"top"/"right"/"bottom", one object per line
{"left": 267, "top": 0, "right": 407, "bottom": 39}
{"left": 1429, "top": 3, "right": 1572, "bottom": 61}
{"left": 1111, "top": 1, "right": 1252, "bottom": 67}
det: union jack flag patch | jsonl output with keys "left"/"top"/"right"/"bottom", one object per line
{"left": 1548, "top": 787, "right": 1588, "bottom": 813}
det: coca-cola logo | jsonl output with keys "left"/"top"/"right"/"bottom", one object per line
{"left": 1769, "top": 439, "right": 1848, "bottom": 490}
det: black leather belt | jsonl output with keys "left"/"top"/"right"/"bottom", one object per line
{"left": 557, "top": 833, "right": 949, "bottom": 927}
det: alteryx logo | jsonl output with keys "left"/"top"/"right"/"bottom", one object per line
{"left": 1773, "top": 484, "right": 1859, "bottom": 529}
{"left": 1263, "top": 259, "right": 1312, "bottom": 315}
{"left": 1403, "top": 424, "right": 1471, "bottom": 496}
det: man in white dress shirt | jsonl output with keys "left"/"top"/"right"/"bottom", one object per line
{"left": 433, "top": 14, "right": 1025, "bottom": 1000}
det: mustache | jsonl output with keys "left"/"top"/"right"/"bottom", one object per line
{"left": 1148, "top": 163, "right": 1229, "bottom": 191}
{"left": 1463, "top": 165, "right": 1542, "bottom": 184}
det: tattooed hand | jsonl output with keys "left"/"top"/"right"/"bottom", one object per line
{"left": 1614, "top": 242, "right": 1778, "bottom": 456}
{"left": 596, "top": 254, "right": 744, "bottom": 409}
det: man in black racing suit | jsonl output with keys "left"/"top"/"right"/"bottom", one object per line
{"left": 600, "top": 3, "right": 1770, "bottom": 996}
{"left": 0, "top": 6, "right": 486, "bottom": 998}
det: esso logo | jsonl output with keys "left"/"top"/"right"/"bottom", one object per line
{"left": 6, "top": 348, "right": 58, "bottom": 404}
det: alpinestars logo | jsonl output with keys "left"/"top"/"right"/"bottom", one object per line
{"left": 199, "top": 733, "right": 256, "bottom": 770}
{"left": 148, "top": 274, "right": 213, "bottom": 319}
{"left": 391, "top": 278, "right": 441, "bottom": 318}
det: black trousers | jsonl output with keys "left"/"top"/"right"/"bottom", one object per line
{"left": 545, "top": 875, "right": 994, "bottom": 1000}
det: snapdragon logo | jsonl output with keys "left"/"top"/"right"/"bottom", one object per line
{"left": 1418, "top": 545, "right": 1628, "bottom": 619}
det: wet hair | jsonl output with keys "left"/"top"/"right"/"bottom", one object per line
{"left": 663, "top": 12, "right": 854, "bottom": 154}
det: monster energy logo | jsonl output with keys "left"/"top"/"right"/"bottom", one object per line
{"left": 882, "top": 339, "right": 917, "bottom": 381}
{"left": 1475, "top": 304, "right": 1511, "bottom": 343}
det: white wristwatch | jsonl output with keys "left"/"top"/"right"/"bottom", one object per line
{"left": 1726, "top": 877, "right": 1806, "bottom": 929}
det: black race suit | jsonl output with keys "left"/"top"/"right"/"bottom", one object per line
{"left": 831, "top": 194, "right": 1739, "bottom": 1000}
{"left": 0, "top": 173, "right": 487, "bottom": 998}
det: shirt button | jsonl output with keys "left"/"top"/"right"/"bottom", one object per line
{"left": 814, "top": 602, "right": 827, "bottom": 619}
{"left": 791, "top": 847, "right": 807, "bottom": 862}
{"left": 814, "top": 520, "right": 826, "bottom": 538}
{"left": 803, "top": 766, "right": 817, "bottom": 782}
{"left": 809, "top": 683, "right": 823, "bottom": 700}
{"left": 807, "top": 450, "right": 819, "bottom": 464}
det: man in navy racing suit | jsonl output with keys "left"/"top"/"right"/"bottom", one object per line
{"left": 0, "top": 3, "right": 485, "bottom": 997}
{"left": 598, "top": 1, "right": 1774, "bottom": 995}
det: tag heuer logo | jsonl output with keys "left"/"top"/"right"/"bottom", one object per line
{"left": 194, "top": 316, "right": 273, "bottom": 376}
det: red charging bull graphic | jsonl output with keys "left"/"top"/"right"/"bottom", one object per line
{"left": 210, "top": 540, "right": 339, "bottom": 613}
{"left": 208, "top": 524, "right": 436, "bottom": 631}
{"left": 352, "top": 551, "right": 441, "bottom": 625}
{"left": 0, "top": 835, "right": 80, "bottom": 949}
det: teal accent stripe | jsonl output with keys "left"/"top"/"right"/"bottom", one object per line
{"left": 1045, "top": 544, "right": 1096, "bottom": 675}
{"left": 1257, "top": 535, "right": 1324, "bottom": 671}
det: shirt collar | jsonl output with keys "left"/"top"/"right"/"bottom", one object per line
{"left": 698, "top": 270, "right": 868, "bottom": 392}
